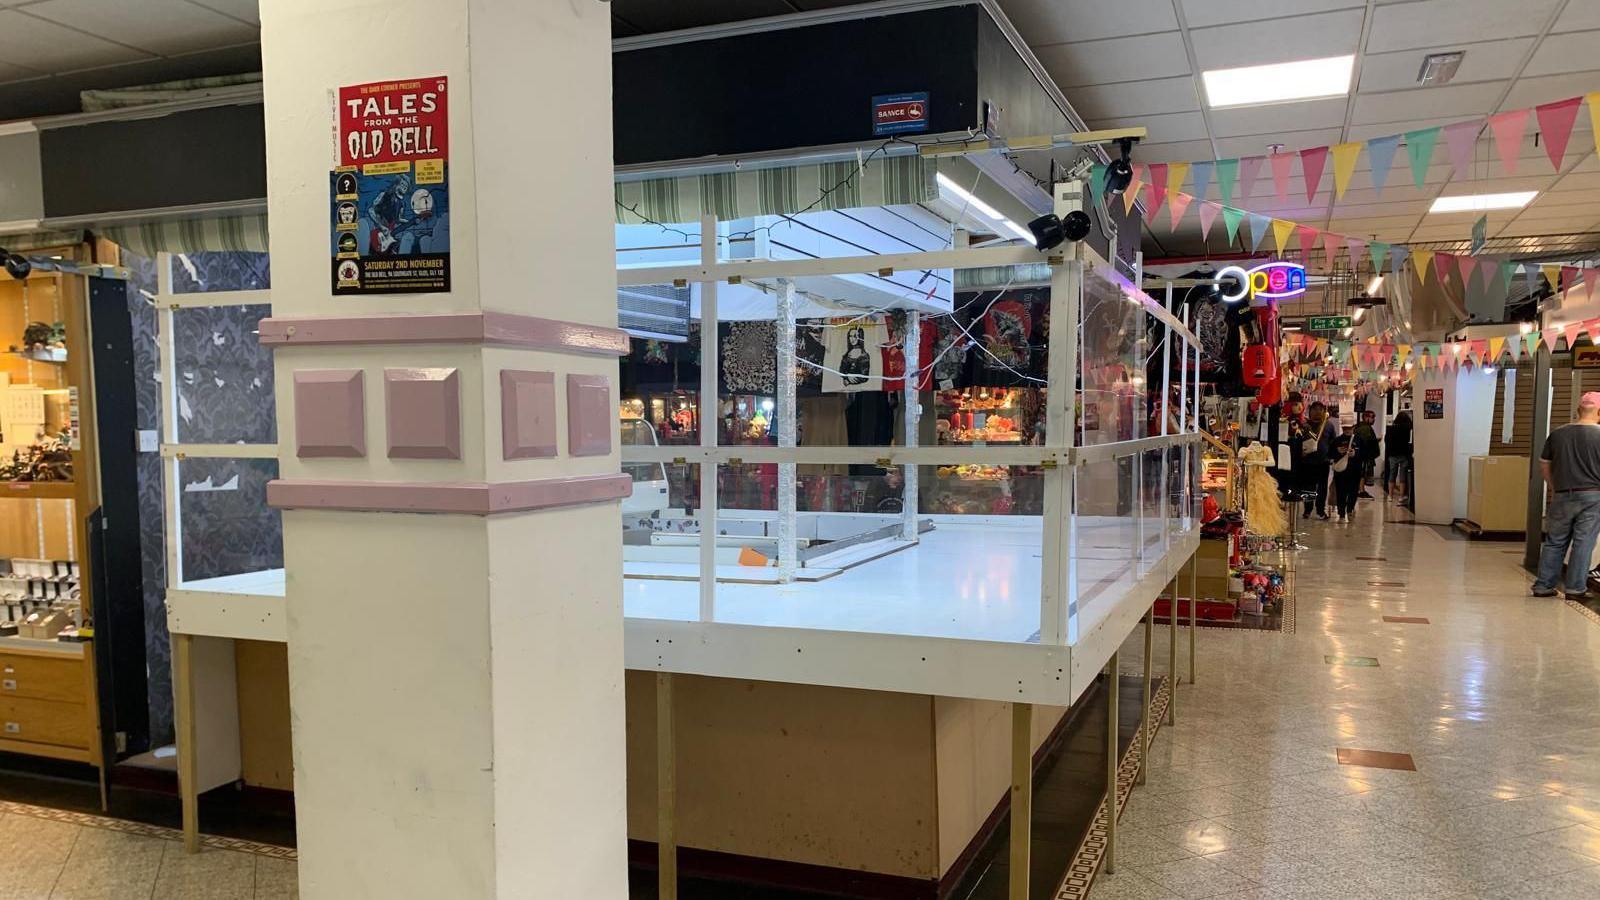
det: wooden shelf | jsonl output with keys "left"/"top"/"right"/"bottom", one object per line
{"left": 8, "top": 350, "right": 66, "bottom": 364}
{"left": 0, "top": 634, "right": 85, "bottom": 658}
{"left": 0, "top": 482, "right": 75, "bottom": 500}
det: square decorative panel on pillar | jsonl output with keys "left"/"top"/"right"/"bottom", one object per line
{"left": 384, "top": 367, "right": 462, "bottom": 460}
{"left": 293, "top": 370, "right": 366, "bottom": 458}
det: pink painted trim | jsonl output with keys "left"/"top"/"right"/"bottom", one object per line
{"left": 259, "top": 311, "right": 629, "bottom": 356}
{"left": 267, "top": 473, "right": 631, "bottom": 515}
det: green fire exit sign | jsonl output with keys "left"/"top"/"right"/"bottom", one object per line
{"left": 1308, "top": 315, "right": 1352, "bottom": 331}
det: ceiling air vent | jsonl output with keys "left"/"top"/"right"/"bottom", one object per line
{"left": 1417, "top": 52, "right": 1464, "bottom": 86}
{"left": 618, "top": 283, "right": 691, "bottom": 342}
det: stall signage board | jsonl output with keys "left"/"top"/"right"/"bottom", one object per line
{"left": 872, "top": 92, "right": 930, "bottom": 135}
{"left": 1574, "top": 346, "right": 1600, "bottom": 368}
{"left": 331, "top": 75, "right": 450, "bottom": 295}
{"left": 1308, "top": 315, "right": 1351, "bottom": 331}
{"left": 1424, "top": 388, "right": 1444, "bottom": 420}
{"left": 1471, "top": 215, "right": 1487, "bottom": 256}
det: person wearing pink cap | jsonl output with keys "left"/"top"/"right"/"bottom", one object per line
{"left": 1534, "top": 391, "right": 1600, "bottom": 598}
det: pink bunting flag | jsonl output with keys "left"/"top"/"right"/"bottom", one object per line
{"left": 1269, "top": 153, "right": 1293, "bottom": 204}
{"left": 1297, "top": 224, "right": 1319, "bottom": 262}
{"left": 1441, "top": 120, "right": 1482, "bottom": 179}
{"left": 1322, "top": 231, "right": 1344, "bottom": 269}
{"left": 1300, "top": 146, "right": 1330, "bottom": 203}
{"left": 1142, "top": 182, "right": 1164, "bottom": 224}
{"left": 1345, "top": 236, "right": 1366, "bottom": 273}
{"left": 1197, "top": 201, "right": 1220, "bottom": 240}
{"left": 1487, "top": 109, "right": 1530, "bottom": 174}
{"left": 1457, "top": 255, "right": 1479, "bottom": 290}
{"left": 1536, "top": 97, "right": 1584, "bottom": 171}
{"left": 1545, "top": 325, "right": 1565, "bottom": 351}
{"left": 1434, "top": 252, "right": 1458, "bottom": 286}
{"left": 1563, "top": 266, "right": 1581, "bottom": 295}
{"left": 1239, "top": 155, "right": 1264, "bottom": 199}
{"left": 1150, "top": 162, "right": 1169, "bottom": 195}
{"left": 1167, "top": 190, "right": 1193, "bottom": 230}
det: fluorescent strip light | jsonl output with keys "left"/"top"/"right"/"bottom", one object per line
{"left": 1428, "top": 191, "right": 1537, "bottom": 213}
{"left": 1202, "top": 55, "right": 1354, "bottom": 108}
{"left": 1366, "top": 275, "right": 1383, "bottom": 295}
{"left": 937, "top": 172, "right": 1036, "bottom": 245}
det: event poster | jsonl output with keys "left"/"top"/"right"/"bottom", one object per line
{"left": 331, "top": 75, "right": 451, "bottom": 295}
{"left": 1423, "top": 388, "right": 1444, "bottom": 420}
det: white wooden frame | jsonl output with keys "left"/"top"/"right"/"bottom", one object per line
{"left": 621, "top": 186, "right": 1204, "bottom": 707}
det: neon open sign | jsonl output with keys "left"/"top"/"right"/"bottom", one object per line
{"left": 1217, "top": 261, "right": 1306, "bottom": 303}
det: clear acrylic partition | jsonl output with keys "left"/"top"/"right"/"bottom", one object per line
{"left": 169, "top": 304, "right": 276, "bottom": 444}
{"left": 174, "top": 457, "right": 283, "bottom": 594}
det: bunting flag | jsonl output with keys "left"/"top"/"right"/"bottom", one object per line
{"left": 1367, "top": 240, "right": 1387, "bottom": 275}
{"left": 1563, "top": 266, "right": 1580, "bottom": 293}
{"left": 1216, "top": 158, "right": 1238, "bottom": 204}
{"left": 1526, "top": 332, "right": 1541, "bottom": 354}
{"left": 1248, "top": 212, "right": 1272, "bottom": 251}
{"left": 1367, "top": 134, "right": 1401, "bottom": 196}
{"left": 1390, "top": 245, "right": 1408, "bottom": 278}
{"left": 1346, "top": 236, "right": 1367, "bottom": 271}
{"left": 1543, "top": 264, "right": 1561, "bottom": 290}
{"left": 1322, "top": 231, "right": 1344, "bottom": 269}
{"left": 1167, "top": 189, "right": 1193, "bottom": 229}
{"left": 1441, "top": 120, "right": 1481, "bottom": 179}
{"left": 1271, "top": 217, "right": 1295, "bottom": 254}
{"left": 1434, "top": 252, "right": 1458, "bottom": 286}
{"left": 1411, "top": 247, "right": 1434, "bottom": 283}
{"left": 1142, "top": 183, "right": 1164, "bottom": 224}
{"left": 1404, "top": 127, "right": 1440, "bottom": 189}
{"left": 1544, "top": 326, "right": 1563, "bottom": 352}
{"left": 1269, "top": 153, "right": 1293, "bottom": 204}
{"left": 1297, "top": 224, "right": 1318, "bottom": 262}
{"left": 1190, "top": 161, "right": 1214, "bottom": 202}
{"left": 1089, "top": 164, "right": 1108, "bottom": 204}
{"left": 1589, "top": 94, "right": 1600, "bottom": 160}
{"left": 1395, "top": 344, "right": 1411, "bottom": 368}
{"left": 1535, "top": 97, "right": 1583, "bottom": 171}
{"left": 1150, "top": 162, "right": 1169, "bottom": 197}
{"left": 1223, "top": 206, "right": 1245, "bottom": 245}
{"left": 1330, "top": 142, "right": 1362, "bottom": 199}
{"left": 1501, "top": 262, "right": 1519, "bottom": 295}
{"left": 1488, "top": 109, "right": 1529, "bottom": 173}
{"left": 1300, "top": 146, "right": 1330, "bottom": 203}
{"left": 1239, "top": 155, "right": 1264, "bottom": 199}
{"left": 1458, "top": 254, "right": 1479, "bottom": 290}
{"left": 1122, "top": 176, "right": 1142, "bottom": 215}
{"left": 1167, "top": 162, "right": 1190, "bottom": 196}
{"left": 1198, "top": 200, "right": 1220, "bottom": 239}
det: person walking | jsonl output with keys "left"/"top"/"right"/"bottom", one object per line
{"left": 1330, "top": 432, "right": 1363, "bottom": 521}
{"left": 1354, "top": 410, "right": 1381, "bottom": 498}
{"left": 1298, "top": 401, "right": 1335, "bottom": 519}
{"left": 1383, "top": 410, "right": 1413, "bottom": 503}
{"left": 1533, "top": 392, "right": 1600, "bottom": 598}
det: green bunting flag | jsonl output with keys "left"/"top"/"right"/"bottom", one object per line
{"left": 1222, "top": 206, "right": 1244, "bottom": 245}
{"left": 1215, "top": 158, "right": 1238, "bottom": 204}
{"left": 1404, "top": 128, "right": 1441, "bottom": 190}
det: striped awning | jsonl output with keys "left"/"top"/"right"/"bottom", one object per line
{"left": 615, "top": 155, "right": 938, "bottom": 225}
{"left": 101, "top": 214, "right": 269, "bottom": 258}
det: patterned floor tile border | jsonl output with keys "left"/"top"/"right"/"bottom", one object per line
{"left": 0, "top": 800, "right": 297, "bottom": 861}
{"left": 1565, "top": 597, "right": 1600, "bottom": 627}
{"left": 1054, "top": 674, "right": 1173, "bottom": 900}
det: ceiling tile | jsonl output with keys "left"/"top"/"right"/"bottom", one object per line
{"left": 1550, "top": 171, "right": 1600, "bottom": 193}
{"left": 999, "top": 0, "right": 1178, "bottom": 46}
{"left": 1555, "top": 1, "right": 1600, "bottom": 31}
{"left": 185, "top": 0, "right": 260, "bottom": 25}
{"left": 608, "top": 0, "right": 794, "bottom": 33}
{"left": 1036, "top": 32, "right": 1192, "bottom": 86}
{"left": 1522, "top": 31, "right": 1600, "bottom": 78}
{"left": 0, "top": 60, "right": 35, "bottom": 82}
{"left": 1367, "top": 0, "right": 1562, "bottom": 54}
{"left": 1066, "top": 76, "right": 1200, "bottom": 119}
{"left": 1500, "top": 73, "right": 1600, "bottom": 111}
{"left": 1087, "top": 110, "right": 1210, "bottom": 143}
{"left": 1132, "top": 140, "right": 1218, "bottom": 164}
{"left": 1208, "top": 97, "right": 1348, "bottom": 138}
{"left": 1346, "top": 116, "right": 1460, "bottom": 142}
{"left": 1191, "top": 9, "right": 1364, "bottom": 71}
{"left": 1357, "top": 39, "right": 1535, "bottom": 93}
{"left": 1213, "top": 128, "right": 1346, "bottom": 158}
{"left": 0, "top": 9, "right": 151, "bottom": 70}
{"left": 1180, "top": 0, "right": 1365, "bottom": 30}
{"left": 1351, "top": 81, "right": 1506, "bottom": 126}
{"left": 27, "top": 0, "right": 256, "bottom": 56}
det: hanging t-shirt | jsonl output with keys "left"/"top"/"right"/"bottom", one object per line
{"left": 822, "top": 319, "right": 888, "bottom": 393}
{"left": 719, "top": 320, "right": 777, "bottom": 395}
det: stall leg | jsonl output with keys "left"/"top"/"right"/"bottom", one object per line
{"left": 1138, "top": 610, "right": 1152, "bottom": 785}
{"left": 1009, "top": 701, "right": 1033, "bottom": 900}
{"left": 173, "top": 633, "right": 200, "bottom": 855}
{"left": 657, "top": 672, "right": 677, "bottom": 900}
{"left": 1188, "top": 554, "right": 1198, "bottom": 685}
{"left": 1106, "top": 654, "right": 1120, "bottom": 875}
{"left": 1167, "top": 581, "right": 1178, "bottom": 726}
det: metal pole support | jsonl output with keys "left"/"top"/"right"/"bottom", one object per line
{"left": 1009, "top": 701, "right": 1034, "bottom": 900}
{"left": 1138, "top": 611, "right": 1152, "bottom": 785}
{"left": 657, "top": 672, "right": 677, "bottom": 900}
{"left": 1188, "top": 553, "right": 1198, "bottom": 684}
{"left": 1106, "top": 653, "right": 1120, "bottom": 875}
{"left": 1167, "top": 578, "right": 1178, "bottom": 725}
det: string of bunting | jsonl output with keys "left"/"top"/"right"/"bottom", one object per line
{"left": 1088, "top": 92, "right": 1600, "bottom": 289}
{"left": 1281, "top": 312, "right": 1600, "bottom": 385}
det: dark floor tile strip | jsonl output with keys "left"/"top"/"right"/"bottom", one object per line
{"left": 0, "top": 800, "right": 297, "bottom": 860}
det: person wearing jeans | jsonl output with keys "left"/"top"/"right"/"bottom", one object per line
{"left": 1534, "top": 392, "right": 1600, "bottom": 598}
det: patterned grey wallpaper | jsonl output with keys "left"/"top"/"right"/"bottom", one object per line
{"left": 124, "top": 251, "right": 281, "bottom": 744}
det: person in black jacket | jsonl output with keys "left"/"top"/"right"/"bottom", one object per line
{"left": 1330, "top": 433, "right": 1364, "bottom": 521}
{"left": 1299, "top": 402, "right": 1335, "bottom": 519}
{"left": 1384, "top": 410, "right": 1413, "bottom": 501}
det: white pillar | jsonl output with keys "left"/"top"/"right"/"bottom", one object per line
{"left": 776, "top": 279, "right": 798, "bottom": 580}
{"left": 1413, "top": 366, "right": 1496, "bottom": 524}
{"left": 260, "top": 2, "right": 627, "bottom": 897}
{"left": 901, "top": 310, "right": 920, "bottom": 541}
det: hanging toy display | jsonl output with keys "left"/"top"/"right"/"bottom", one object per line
{"left": 1237, "top": 441, "right": 1286, "bottom": 537}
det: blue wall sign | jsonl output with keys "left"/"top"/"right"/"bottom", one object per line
{"left": 872, "top": 92, "right": 930, "bottom": 135}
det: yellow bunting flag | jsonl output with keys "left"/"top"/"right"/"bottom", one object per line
{"left": 1330, "top": 142, "right": 1362, "bottom": 200}
{"left": 1411, "top": 248, "right": 1434, "bottom": 284}
{"left": 1488, "top": 336, "right": 1506, "bottom": 364}
{"left": 1122, "top": 179, "right": 1142, "bottom": 215}
{"left": 1589, "top": 94, "right": 1600, "bottom": 160}
{"left": 1542, "top": 264, "right": 1561, "bottom": 291}
{"left": 1271, "top": 218, "right": 1295, "bottom": 255}
{"left": 1395, "top": 344, "right": 1411, "bottom": 369}
{"left": 1167, "top": 162, "right": 1190, "bottom": 195}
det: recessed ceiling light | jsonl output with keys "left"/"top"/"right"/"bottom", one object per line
{"left": 1201, "top": 55, "right": 1355, "bottom": 108}
{"left": 1428, "top": 191, "right": 1537, "bottom": 213}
